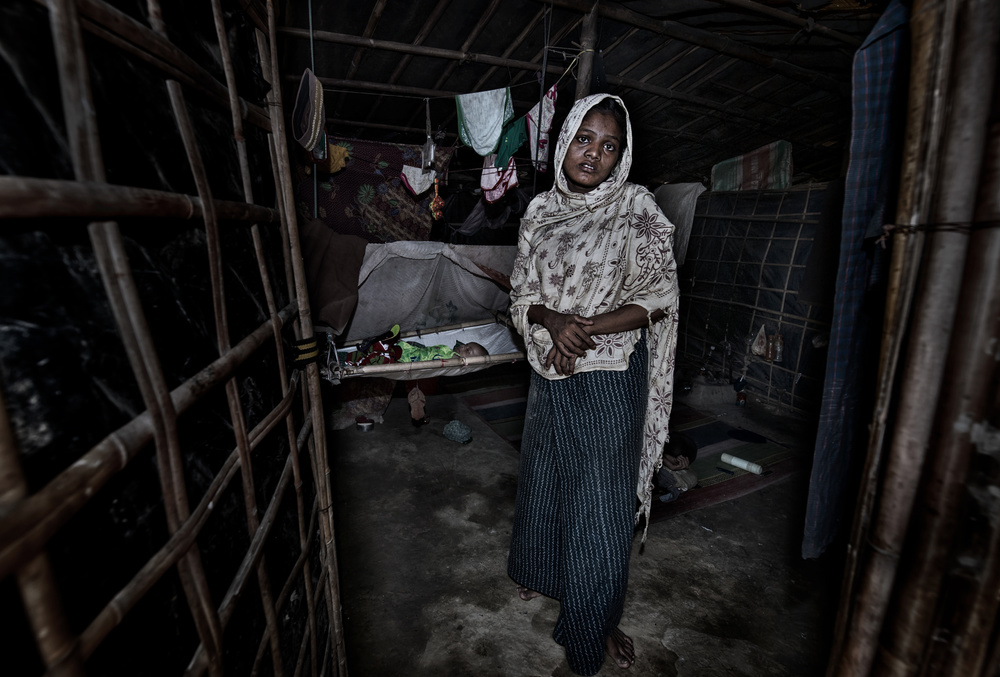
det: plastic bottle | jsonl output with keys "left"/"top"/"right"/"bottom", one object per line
{"left": 775, "top": 334, "right": 784, "bottom": 363}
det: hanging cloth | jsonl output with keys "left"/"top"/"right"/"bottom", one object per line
{"left": 494, "top": 116, "right": 527, "bottom": 169}
{"left": 401, "top": 165, "right": 437, "bottom": 196}
{"left": 321, "top": 142, "right": 350, "bottom": 174}
{"left": 481, "top": 153, "right": 518, "bottom": 203}
{"left": 455, "top": 87, "right": 514, "bottom": 156}
{"left": 291, "top": 67, "right": 325, "bottom": 151}
{"left": 526, "top": 84, "right": 557, "bottom": 172}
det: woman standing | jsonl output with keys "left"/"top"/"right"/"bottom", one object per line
{"left": 507, "top": 93, "right": 679, "bottom": 675}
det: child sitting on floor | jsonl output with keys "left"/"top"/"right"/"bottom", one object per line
{"left": 657, "top": 431, "right": 699, "bottom": 503}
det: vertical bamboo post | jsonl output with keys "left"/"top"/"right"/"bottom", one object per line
{"left": 264, "top": 1, "right": 347, "bottom": 674}
{"left": 575, "top": 1, "right": 598, "bottom": 100}
{"left": 918, "top": 68, "right": 1000, "bottom": 677}
{"left": 211, "top": 1, "right": 320, "bottom": 673}
{"left": 45, "top": 0, "right": 234, "bottom": 673}
{"left": 874, "top": 3, "right": 1000, "bottom": 673}
{"left": 834, "top": 0, "right": 994, "bottom": 673}
{"left": 827, "top": 0, "right": 953, "bottom": 668}
{"left": 1, "top": 390, "right": 84, "bottom": 677}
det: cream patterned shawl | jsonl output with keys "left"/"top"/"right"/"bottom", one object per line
{"left": 509, "top": 93, "right": 680, "bottom": 536}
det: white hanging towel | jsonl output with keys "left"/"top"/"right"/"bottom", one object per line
{"left": 401, "top": 165, "right": 437, "bottom": 196}
{"left": 456, "top": 87, "right": 514, "bottom": 156}
{"left": 526, "top": 84, "right": 557, "bottom": 172}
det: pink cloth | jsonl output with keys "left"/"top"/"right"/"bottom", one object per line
{"left": 481, "top": 154, "right": 518, "bottom": 203}
{"left": 526, "top": 84, "right": 557, "bottom": 172}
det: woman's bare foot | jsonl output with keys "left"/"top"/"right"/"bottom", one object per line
{"left": 605, "top": 627, "right": 634, "bottom": 669}
{"left": 516, "top": 585, "right": 542, "bottom": 601}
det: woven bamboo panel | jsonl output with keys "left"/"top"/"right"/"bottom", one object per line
{"left": 0, "top": 1, "right": 344, "bottom": 675}
{"left": 677, "top": 184, "right": 832, "bottom": 414}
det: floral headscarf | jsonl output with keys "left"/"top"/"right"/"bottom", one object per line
{"left": 509, "top": 93, "right": 680, "bottom": 536}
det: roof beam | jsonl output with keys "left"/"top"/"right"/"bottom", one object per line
{"left": 362, "top": 0, "right": 453, "bottom": 124}
{"left": 705, "top": 0, "right": 862, "bottom": 46}
{"left": 278, "top": 27, "right": 776, "bottom": 125}
{"left": 533, "top": 0, "right": 848, "bottom": 96}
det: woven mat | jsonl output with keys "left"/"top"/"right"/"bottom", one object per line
{"left": 462, "top": 387, "right": 804, "bottom": 520}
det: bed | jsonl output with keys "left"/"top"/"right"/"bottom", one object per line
{"left": 306, "top": 237, "right": 526, "bottom": 386}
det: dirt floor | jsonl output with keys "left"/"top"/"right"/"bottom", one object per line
{"left": 328, "top": 368, "right": 843, "bottom": 676}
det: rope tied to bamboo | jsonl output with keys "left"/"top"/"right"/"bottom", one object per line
{"left": 875, "top": 220, "right": 1000, "bottom": 248}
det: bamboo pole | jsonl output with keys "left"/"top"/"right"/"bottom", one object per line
{"left": 265, "top": 2, "right": 347, "bottom": 674}
{"left": 0, "top": 303, "right": 296, "bottom": 582}
{"left": 575, "top": 1, "right": 598, "bottom": 101}
{"left": 251, "top": 497, "right": 320, "bottom": 675}
{"left": 833, "top": 0, "right": 993, "bottom": 673}
{"left": 148, "top": 0, "right": 284, "bottom": 667}
{"left": 0, "top": 177, "right": 280, "bottom": 222}
{"left": 874, "top": 3, "right": 999, "bottom": 673}
{"left": 31, "top": 0, "right": 273, "bottom": 131}
{"left": 336, "top": 352, "right": 526, "bottom": 378}
{"left": 535, "top": 0, "right": 849, "bottom": 95}
{"left": 211, "top": 0, "right": 320, "bottom": 671}
{"left": 78, "top": 372, "right": 301, "bottom": 657}
{"left": 917, "top": 71, "right": 1000, "bottom": 677}
{"left": 1, "top": 388, "right": 84, "bottom": 677}
{"left": 47, "top": 0, "right": 232, "bottom": 671}
{"left": 186, "top": 431, "right": 297, "bottom": 675}
{"left": 826, "top": 0, "right": 954, "bottom": 669}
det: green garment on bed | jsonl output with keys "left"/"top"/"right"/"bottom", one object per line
{"left": 399, "top": 341, "right": 457, "bottom": 363}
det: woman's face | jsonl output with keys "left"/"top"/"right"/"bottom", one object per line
{"left": 562, "top": 109, "right": 623, "bottom": 194}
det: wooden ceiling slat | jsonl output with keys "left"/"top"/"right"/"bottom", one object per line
{"left": 362, "top": 0, "right": 453, "bottom": 124}
{"left": 616, "top": 38, "right": 671, "bottom": 79}
{"left": 535, "top": 0, "right": 849, "bottom": 96}
{"left": 600, "top": 26, "right": 640, "bottom": 58}
{"left": 508, "top": 14, "right": 583, "bottom": 88}
{"left": 665, "top": 52, "right": 733, "bottom": 91}
{"left": 472, "top": 7, "right": 547, "bottom": 92}
{"left": 431, "top": 0, "right": 503, "bottom": 90}
{"left": 706, "top": 0, "right": 863, "bottom": 46}
{"left": 280, "top": 28, "right": 778, "bottom": 125}
{"left": 345, "top": 0, "right": 389, "bottom": 81}
{"left": 389, "top": 0, "right": 452, "bottom": 83}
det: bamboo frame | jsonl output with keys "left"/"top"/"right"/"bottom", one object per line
{"left": 536, "top": 0, "right": 849, "bottom": 95}
{"left": 1, "top": 1, "right": 345, "bottom": 676}
{"left": 0, "top": 177, "right": 280, "bottom": 222}
{"left": 279, "top": 26, "right": 778, "bottom": 126}
{"left": 830, "top": 0, "right": 999, "bottom": 674}
{"left": 331, "top": 352, "right": 526, "bottom": 379}
{"left": 677, "top": 185, "right": 829, "bottom": 414}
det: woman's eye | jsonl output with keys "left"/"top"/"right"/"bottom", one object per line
{"left": 604, "top": 143, "right": 616, "bottom": 152}
{"left": 577, "top": 136, "right": 589, "bottom": 143}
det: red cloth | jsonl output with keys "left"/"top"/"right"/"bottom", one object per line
{"left": 296, "top": 138, "right": 453, "bottom": 243}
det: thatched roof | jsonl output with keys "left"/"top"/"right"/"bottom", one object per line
{"left": 270, "top": 0, "right": 884, "bottom": 185}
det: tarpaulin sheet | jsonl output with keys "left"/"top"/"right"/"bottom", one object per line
{"left": 343, "top": 241, "right": 517, "bottom": 343}
{"left": 711, "top": 140, "right": 792, "bottom": 192}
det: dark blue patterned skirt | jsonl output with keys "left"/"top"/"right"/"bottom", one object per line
{"left": 507, "top": 337, "right": 647, "bottom": 676}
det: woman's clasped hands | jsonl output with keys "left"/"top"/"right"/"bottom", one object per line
{"left": 541, "top": 310, "right": 596, "bottom": 376}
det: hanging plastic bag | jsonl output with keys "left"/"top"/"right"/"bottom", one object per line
{"left": 751, "top": 324, "right": 767, "bottom": 356}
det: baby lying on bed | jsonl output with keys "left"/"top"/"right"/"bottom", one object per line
{"left": 344, "top": 338, "right": 488, "bottom": 367}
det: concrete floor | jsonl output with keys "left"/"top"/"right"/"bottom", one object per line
{"left": 328, "top": 368, "right": 841, "bottom": 676}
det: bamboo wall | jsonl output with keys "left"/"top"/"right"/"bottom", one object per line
{"left": 829, "top": 0, "right": 1000, "bottom": 675}
{"left": 0, "top": 1, "right": 344, "bottom": 675}
{"left": 677, "top": 185, "right": 832, "bottom": 414}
